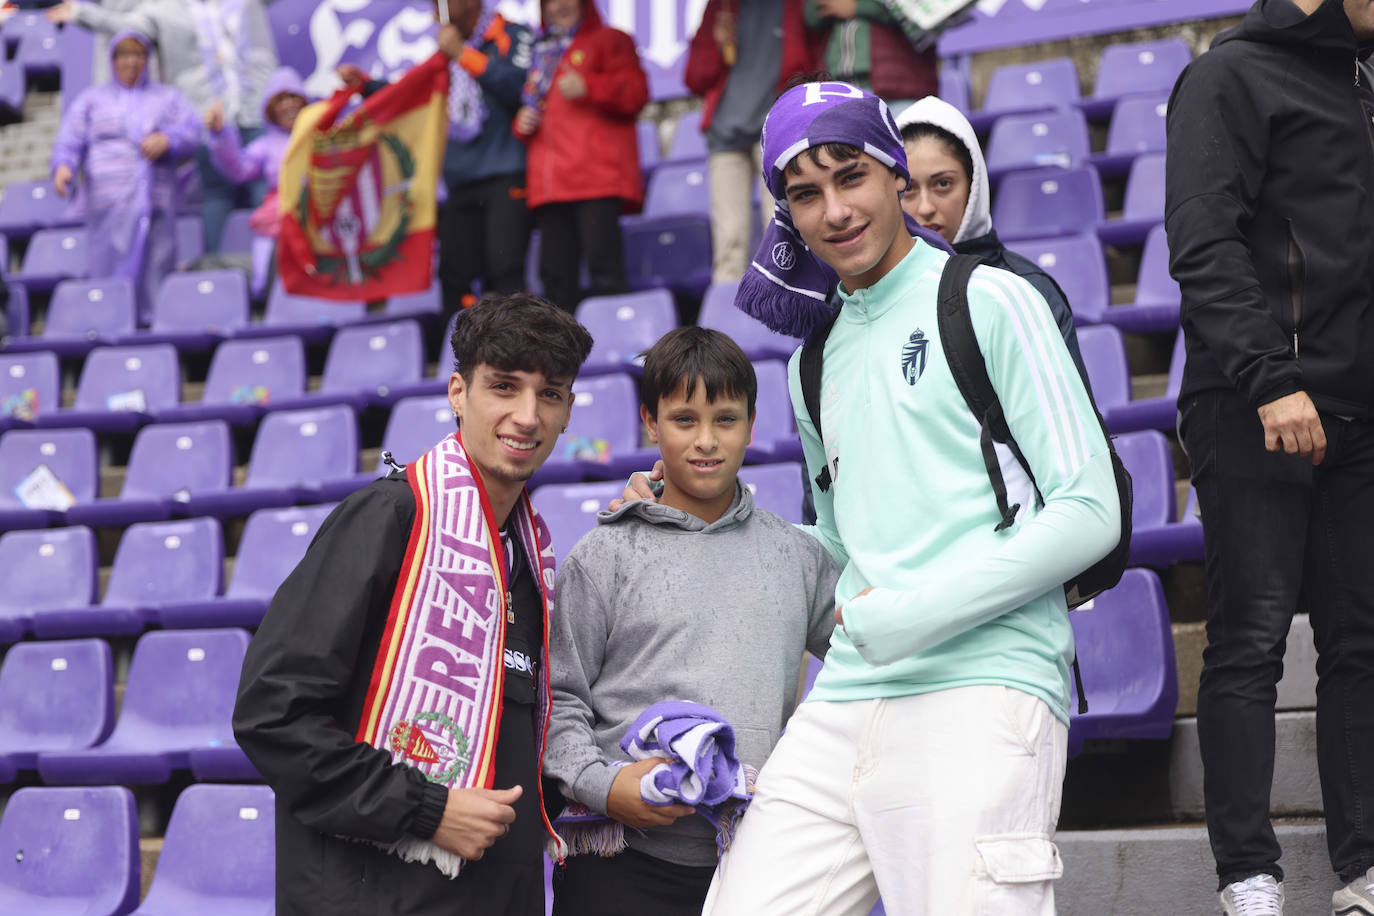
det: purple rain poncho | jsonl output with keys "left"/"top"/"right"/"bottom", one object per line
{"left": 51, "top": 30, "right": 201, "bottom": 321}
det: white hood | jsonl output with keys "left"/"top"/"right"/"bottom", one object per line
{"left": 895, "top": 96, "right": 992, "bottom": 246}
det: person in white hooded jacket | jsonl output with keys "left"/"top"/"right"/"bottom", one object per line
{"left": 895, "top": 96, "right": 1089, "bottom": 386}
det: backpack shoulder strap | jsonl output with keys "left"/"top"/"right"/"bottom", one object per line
{"left": 798, "top": 306, "right": 841, "bottom": 493}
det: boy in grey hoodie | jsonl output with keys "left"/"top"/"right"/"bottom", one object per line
{"left": 544, "top": 327, "right": 839, "bottom": 916}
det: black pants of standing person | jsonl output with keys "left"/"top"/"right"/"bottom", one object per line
{"left": 552, "top": 846, "right": 715, "bottom": 916}
{"left": 1180, "top": 388, "right": 1374, "bottom": 891}
{"left": 439, "top": 171, "right": 532, "bottom": 325}
{"left": 536, "top": 197, "right": 627, "bottom": 314}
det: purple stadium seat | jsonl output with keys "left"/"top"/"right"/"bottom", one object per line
{"left": 159, "top": 503, "right": 332, "bottom": 630}
{"left": 0, "top": 179, "right": 72, "bottom": 238}
{"left": 37, "top": 628, "right": 252, "bottom": 785}
{"left": 0, "top": 349, "right": 58, "bottom": 432}
{"left": 992, "top": 165, "right": 1103, "bottom": 242}
{"left": 216, "top": 208, "right": 255, "bottom": 255}
{"left": 939, "top": 67, "right": 971, "bottom": 115}
{"left": 376, "top": 395, "right": 452, "bottom": 469}
{"left": 1067, "top": 568, "right": 1179, "bottom": 755}
{"left": 698, "top": 281, "right": 803, "bottom": 362}
{"left": 530, "top": 480, "right": 626, "bottom": 561}
{"left": 0, "top": 526, "right": 97, "bottom": 644}
{"left": 129, "top": 785, "right": 274, "bottom": 915}
{"left": 15, "top": 17, "right": 61, "bottom": 76}
{"left": 66, "top": 420, "right": 232, "bottom": 528}
{"left": 127, "top": 270, "right": 250, "bottom": 351}
{"left": 383, "top": 312, "right": 454, "bottom": 402}
{"left": 745, "top": 360, "right": 803, "bottom": 464}
{"left": 184, "top": 405, "right": 361, "bottom": 517}
{"left": 33, "top": 343, "right": 180, "bottom": 432}
{"left": 1112, "top": 428, "right": 1179, "bottom": 565}
{"left": 969, "top": 57, "right": 1080, "bottom": 133}
{"left": 665, "top": 109, "right": 707, "bottom": 163}
{"left": 983, "top": 109, "right": 1090, "bottom": 180}
{"left": 3, "top": 277, "right": 136, "bottom": 358}
{"left": 1104, "top": 329, "right": 1184, "bottom": 435}
{"left": 31, "top": 517, "right": 223, "bottom": 639}
{"left": 640, "top": 161, "right": 710, "bottom": 220}
{"left": 13, "top": 227, "right": 87, "bottom": 292}
{"left": 1102, "top": 223, "right": 1179, "bottom": 333}
{"left": 1079, "top": 38, "right": 1191, "bottom": 120}
{"left": 235, "top": 280, "right": 366, "bottom": 345}
{"left": 4, "top": 278, "right": 29, "bottom": 342}
{"left": 155, "top": 335, "right": 306, "bottom": 426}
{"left": 175, "top": 214, "right": 206, "bottom": 269}
{"left": 1087, "top": 95, "right": 1168, "bottom": 178}
{"left": 0, "top": 639, "right": 114, "bottom": 777}
{"left": 0, "top": 427, "right": 97, "bottom": 530}
{"left": 1007, "top": 234, "right": 1110, "bottom": 325}
{"left": 383, "top": 281, "right": 441, "bottom": 319}
{"left": 0, "top": 59, "right": 24, "bottom": 120}
{"left": 538, "top": 372, "right": 656, "bottom": 484}
{"left": 638, "top": 118, "right": 662, "bottom": 175}
{"left": 1096, "top": 152, "right": 1165, "bottom": 248}
{"left": 739, "top": 462, "right": 805, "bottom": 524}
{"left": 576, "top": 289, "right": 678, "bottom": 377}
{"left": 622, "top": 163, "right": 713, "bottom": 296}
{"left": 272, "top": 318, "right": 423, "bottom": 411}
{"left": 0, "top": 786, "right": 140, "bottom": 915}
{"left": 1076, "top": 324, "right": 1131, "bottom": 419}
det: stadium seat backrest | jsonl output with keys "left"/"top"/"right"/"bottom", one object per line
{"left": 982, "top": 57, "right": 1080, "bottom": 114}
{"left": 565, "top": 373, "right": 641, "bottom": 459}
{"left": 45, "top": 278, "right": 136, "bottom": 340}
{"left": 153, "top": 270, "right": 250, "bottom": 334}
{"left": 0, "top": 179, "right": 65, "bottom": 232}
{"left": 1112, "top": 429, "right": 1174, "bottom": 530}
{"left": 577, "top": 289, "right": 678, "bottom": 373}
{"left": 121, "top": 420, "right": 232, "bottom": 502}
{"left": 103, "top": 518, "right": 224, "bottom": 609}
{"left": 0, "top": 350, "right": 59, "bottom": 422}
{"left": 638, "top": 119, "right": 662, "bottom": 173}
{"left": 1075, "top": 325, "right": 1131, "bottom": 413}
{"left": 265, "top": 280, "right": 366, "bottom": 326}
{"left": 1007, "top": 234, "right": 1110, "bottom": 323}
{"left": 385, "top": 282, "right": 441, "bottom": 318}
{"left": 201, "top": 335, "right": 306, "bottom": 407}
{"left": 1135, "top": 224, "right": 1180, "bottom": 307}
{"left": 739, "top": 462, "right": 805, "bottom": 524}
{"left": 0, "top": 526, "right": 97, "bottom": 616}
{"left": 72, "top": 343, "right": 181, "bottom": 414}
{"left": 117, "top": 628, "right": 250, "bottom": 737}
{"left": 245, "top": 405, "right": 359, "bottom": 488}
{"left": 939, "top": 68, "right": 971, "bottom": 114}
{"left": 642, "top": 162, "right": 711, "bottom": 219}
{"left": 320, "top": 319, "right": 424, "bottom": 394}
{"left": 381, "top": 396, "right": 454, "bottom": 466}
{"left": 984, "top": 109, "right": 1090, "bottom": 174}
{"left": 226, "top": 504, "right": 334, "bottom": 600}
{"left": 141, "top": 784, "right": 275, "bottom": 905}
{"left": 1104, "top": 94, "right": 1168, "bottom": 156}
{"left": 0, "top": 638, "right": 113, "bottom": 754}
{"left": 1069, "top": 567, "right": 1178, "bottom": 720}
{"left": 1121, "top": 152, "right": 1166, "bottom": 222}
{"left": 698, "top": 281, "right": 803, "bottom": 360}
{"left": 1092, "top": 38, "right": 1191, "bottom": 103}
{"left": 992, "top": 165, "right": 1103, "bottom": 240}
{"left": 0, "top": 786, "right": 139, "bottom": 914}
{"left": 175, "top": 214, "right": 206, "bottom": 266}
{"left": 217, "top": 208, "right": 256, "bottom": 254}
{"left": 19, "top": 228, "right": 88, "bottom": 279}
{"left": 0, "top": 427, "right": 97, "bottom": 508}
{"left": 666, "top": 108, "right": 707, "bottom": 162}
{"left": 530, "top": 480, "right": 626, "bottom": 558}
{"left": 749, "top": 360, "right": 799, "bottom": 449}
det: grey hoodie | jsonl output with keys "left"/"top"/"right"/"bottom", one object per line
{"left": 545, "top": 482, "right": 840, "bottom": 867}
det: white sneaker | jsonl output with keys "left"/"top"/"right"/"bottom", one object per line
{"left": 1332, "top": 866, "right": 1374, "bottom": 916}
{"left": 1221, "top": 874, "right": 1285, "bottom": 915}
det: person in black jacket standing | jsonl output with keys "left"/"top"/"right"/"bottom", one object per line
{"left": 1166, "top": 0, "right": 1374, "bottom": 911}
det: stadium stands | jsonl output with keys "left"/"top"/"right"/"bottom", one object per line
{"left": 0, "top": 638, "right": 114, "bottom": 778}
{"left": 0, "top": 525, "right": 97, "bottom": 643}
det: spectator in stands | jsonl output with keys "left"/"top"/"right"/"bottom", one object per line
{"left": 1165, "top": 0, "right": 1374, "bottom": 911}
{"left": 344, "top": 0, "right": 534, "bottom": 323}
{"left": 203, "top": 66, "right": 308, "bottom": 297}
{"left": 693, "top": 80, "right": 1118, "bottom": 914}
{"left": 895, "top": 95, "right": 1088, "bottom": 386}
{"left": 684, "top": 0, "right": 815, "bottom": 284}
{"left": 233, "top": 293, "right": 594, "bottom": 916}
{"left": 51, "top": 31, "right": 200, "bottom": 322}
{"left": 544, "top": 327, "right": 839, "bottom": 916}
{"left": 49, "top": 0, "right": 279, "bottom": 253}
{"left": 514, "top": 0, "right": 649, "bottom": 314}
{"left": 804, "top": 0, "right": 937, "bottom": 114}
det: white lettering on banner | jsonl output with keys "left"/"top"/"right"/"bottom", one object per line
{"left": 376, "top": 7, "right": 439, "bottom": 71}
{"left": 802, "top": 82, "right": 867, "bottom": 106}
{"left": 304, "top": 0, "right": 379, "bottom": 97}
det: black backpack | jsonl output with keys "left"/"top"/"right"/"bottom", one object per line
{"left": 798, "top": 254, "right": 1134, "bottom": 713}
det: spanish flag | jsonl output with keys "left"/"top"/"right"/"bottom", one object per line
{"left": 278, "top": 53, "right": 449, "bottom": 301}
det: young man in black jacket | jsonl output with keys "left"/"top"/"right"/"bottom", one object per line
{"left": 233, "top": 293, "right": 592, "bottom": 916}
{"left": 1166, "top": 0, "right": 1374, "bottom": 912}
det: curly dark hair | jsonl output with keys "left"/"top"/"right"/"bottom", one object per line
{"left": 450, "top": 292, "right": 594, "bottom": 383}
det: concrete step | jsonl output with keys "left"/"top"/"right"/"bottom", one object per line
{"left": 1057, "top": 821, "right": 1335, "bottom": 915}
{"left": 1171, "top": 613, "right": 1318, "bottom": 716}
{"left": 1168, "top": 712, "right": 1323, "bottom": 821}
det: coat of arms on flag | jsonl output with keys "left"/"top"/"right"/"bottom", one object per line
{"left": 277, "top": 52, "right": 450, "bottom": 301}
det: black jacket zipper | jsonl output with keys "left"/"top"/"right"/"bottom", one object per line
{"left": 1286, "top": 219, "right": 1305, "bottom": 357}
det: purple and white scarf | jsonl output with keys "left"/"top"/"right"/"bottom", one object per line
{"left": 521, "top": 23, "right": 577, "bottom": 110}
{"left": 448, "top": 7, "right": 499, "bottom": 142}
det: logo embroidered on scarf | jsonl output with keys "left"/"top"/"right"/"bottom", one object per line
{"left": 388, "top": 711, "right": 472, "bottom": 784}
{"left": 902, "top": 329, "right": 928, "bottom": 385}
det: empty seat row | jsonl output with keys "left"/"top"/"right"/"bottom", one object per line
{"left": 984, "top": 97, "right": 1166, "bottom": 181}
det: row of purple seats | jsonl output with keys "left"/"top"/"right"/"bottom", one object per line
{"left": 0, "top": 506, "right": 328, "bottom": 640}
{"left": 0, "top": 180, "right": 79, "bottom": 240}
{"left": 0, "top": 628, "right": 256, "bottom": 784}
{"left": 622, "top": 162, "right": 714, "bottom": 297}
{"left": 1077, "top": 323, "right": 1184, "bottom": 434}
{"left": 984, "top": 95, "right": 1166, "bottom": 182}
{"left": 0, "top": 783, "right": 273, "bottom": 915}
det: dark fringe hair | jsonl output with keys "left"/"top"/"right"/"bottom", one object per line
{"left": 451, "top": 292, "right": 593, "bottom": 383}
{"left": 638, "top": 327, "right": 757, "bottom": 418}
{"left": 899, "top": 121, "right": 975, "bottom": 184}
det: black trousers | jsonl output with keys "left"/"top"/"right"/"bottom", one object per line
{"left": 535, "top": 197, "right": 627, "bottom": 314}
{"left": 438, "top": 172, "right": 532, "bottom": 324}
{"left": 551, "top": 846, "right": 716, "bottom": 916}
{"left": 1180, "top": 388, "right": 1374, "bottom": 889}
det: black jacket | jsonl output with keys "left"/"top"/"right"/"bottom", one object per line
{"left": 233, "top": 475, "right": 549, "bottom": 916}
{"left": 1166, "top": 0, "right": 1374, "bottom": 416}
